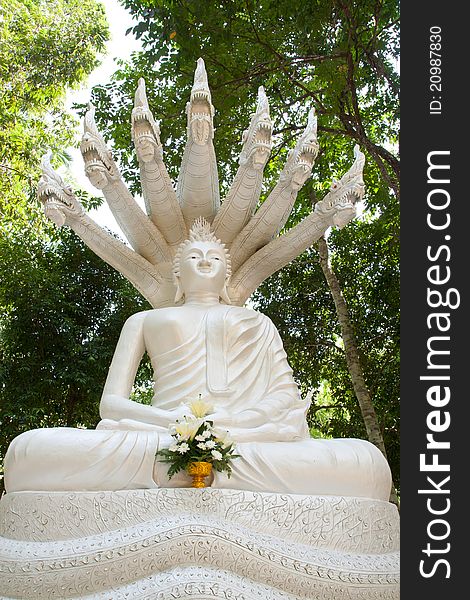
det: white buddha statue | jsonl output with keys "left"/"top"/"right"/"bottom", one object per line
{"left": 4, "top": 219, "right": 391, "bottom": 500}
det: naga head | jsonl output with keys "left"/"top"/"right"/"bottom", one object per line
{"left": 186, "top": 58, "right": 215, "bottom": 145}
{"left": 80, "top": 104, "right": 117, "bottom": 189}
{"left": 315, "top": 145, "right": 365, "bottom": 227}
{"left": 37, "top": 153, "right": 84, "bottom": 227}
{"left": 239, "top": 86, "right": 273, "bottom": 170}
{"left": 280, "top": 108, "right": 319, "bottom": 191}
{"left": 131, "top": 78, "right": 162, "bottom": 164}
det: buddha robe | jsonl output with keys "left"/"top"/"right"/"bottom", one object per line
{"left": 4, "top": 307, "right": 392, "bottom": 500}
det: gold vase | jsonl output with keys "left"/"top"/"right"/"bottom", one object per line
{"left": 187, "top": 461, "right": 212, "bottom": 488}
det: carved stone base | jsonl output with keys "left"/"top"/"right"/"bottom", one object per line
{"left": 0, "top": 488, "right": 399, "bottom": 599}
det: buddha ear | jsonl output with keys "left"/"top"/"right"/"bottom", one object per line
{"left": 174, "top": 277, "right": 184, "bottom": 304}
{"left": 220, "top": 277, "right": 232, "bottom": 305}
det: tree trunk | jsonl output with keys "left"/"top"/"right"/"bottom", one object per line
{"left": 317, "top": 235, "right": 399, "bottom": 506}
{"left": 65, "top": 388, "right": 79, "bottom": 427}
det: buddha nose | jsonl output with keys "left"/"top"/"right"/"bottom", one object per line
{"left": 198, "top": 257, "right": 211, "bottom": 267}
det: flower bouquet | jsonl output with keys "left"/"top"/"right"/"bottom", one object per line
{"left": 156, "top": 396, "right": 239, "bottom": 487}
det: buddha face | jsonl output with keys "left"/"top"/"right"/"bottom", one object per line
{"left": 178, "top": 241, "right": 228, "bottom": 298}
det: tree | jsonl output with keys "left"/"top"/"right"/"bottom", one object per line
{"left": 0, "top": 0, "right": 110, "bottom": 489}
{"left": 87, "top": 1, "right": 400, "bottom": 488}
{"left": 0, "top": 0, "right": 109, "bottom": 232}
{"left": 89, "top": 0, "right": 398, "bottom": 197}
{"left": 0, "top": 230, "right": 151, "bottom": 490}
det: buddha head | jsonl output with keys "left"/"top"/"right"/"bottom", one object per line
{"left": 173, "top": 218, "right": 232, "bottom": 304}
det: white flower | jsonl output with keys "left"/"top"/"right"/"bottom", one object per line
{"left": 205, "top": 440, "right": 216, "bottom": 449}
{"left": 211, "top": 450, "right": 223, "bottom": 461}
{"left": 214, "top": 428, "right": 233, "bottom": 448}
{"left": 174, "top": 419, "right": 201, "bottom": 441}
{"left": 197, "top": 442, "right": 207, "bottom": 450}
{"left": 202, "top": 429, "right": 212, "bottom": 439}
{"left": 177, "top": 443, "right": 190, "bottom": 454}
{"left": 169, "top": 443, "right": 179, "bottom": 452}
{"left": 195, "top": 434, "right": 206, "bottom": 441}
{"left": 187, "top": 396, "right": 213, "bottom": 418}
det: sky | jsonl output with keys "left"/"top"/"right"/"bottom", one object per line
{"left": 65, "top": 0, "right": 142, "bottom": 236}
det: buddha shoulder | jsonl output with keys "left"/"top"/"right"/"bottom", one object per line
{"left": 140, "top": 306, "right": 210, "bottom": 353}
{"left": 122, "top": 306, "right": 274, "bottom": 329}
{"left": 141, "top": 307, "right": 189, "bottom": 335}
{"left": 118, "top": 308, "right": 185, "bottom": 341}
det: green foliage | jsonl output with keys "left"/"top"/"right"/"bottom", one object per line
{"left": 89, "top": 0, "right": 398, "bottom": 202}
{"left": 0, "top": 230, "right": 150, "bottom": 472}
{"left": 0, "top": 0, "right": 109, "bottom": 233}
{"left": 329, "top": 210, "right": 400, "bottom": 477}
{"left": 309, "top": 381, "right": 337, "bottom": 438}
{"left": 0, "top": 0, "right": 112, "bottom": 483}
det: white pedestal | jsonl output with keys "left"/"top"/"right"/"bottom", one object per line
{"left": 0, "top": 488, "right": 399, "bottom": 599}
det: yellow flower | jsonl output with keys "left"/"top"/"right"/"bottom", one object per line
{"left": 188, "top": 396, "right": 213, "bottom": 419}
{"left": 174, "top": 419, "right": 201, "bottom": 441}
